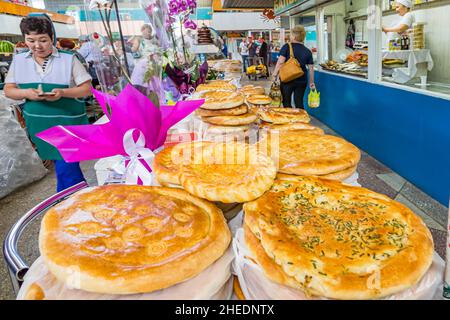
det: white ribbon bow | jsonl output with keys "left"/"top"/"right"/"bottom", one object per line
{"left": 121, "top": 128, "right": 155, "bottom": 185}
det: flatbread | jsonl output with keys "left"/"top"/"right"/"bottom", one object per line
{"left": 196, "top": 80, "right": 237, "bottom": 92}
{"left": 180, "top": 143, "right": 277, "bottom": 203}
{"left": 247, "top": 95, "right": 272, "bottom": 105}
{"left": 243, "top": 177, "right": 434, "bottom": 299}
{"left": 40, "top": 185, "right": 231, "bottom": 294}
{"left": 276, "top": 164, "right": 357, "bottom": 182}
{"left": 197, "top": 91, "right": 245, "bottom": 110}
{"left": 202, "top": 112, "right": 257, "bottom": 126}
{"left": 196, "top": 104, "right": 248, "bottom": 117}
{"left": 204, "top": 125, "right": 251, "bottom": 143}
{"left": 257, "top": 107, "right": 310, "bottom": 124}
{"left": 259, "top": 121, "right": 325, "bottom": 135}
{"left": 258, "top": 131, "right": 361, "bottom": 175}
{"left": 153, "top": 141, "right": 212, "bottom": 186}
{"left": 239, "top": 85, "right": 265, "bottom": 96}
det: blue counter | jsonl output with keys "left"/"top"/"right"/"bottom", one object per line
{"left": 306, "top": 70, "right": 450, "bottom": 206}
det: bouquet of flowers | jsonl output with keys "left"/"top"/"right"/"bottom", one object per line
{"left": 142, "top": 0, "right": 207, "bottom": 95}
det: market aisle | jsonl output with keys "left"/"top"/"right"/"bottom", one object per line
{"left": 0, "top": 92, "right": 447, "bottom": 300}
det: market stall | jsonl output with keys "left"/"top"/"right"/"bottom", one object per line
{"left": 276, "top": 0, "right": 450, "bottom": 207}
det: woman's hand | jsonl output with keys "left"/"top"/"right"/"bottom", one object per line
{"left": 310, "top": 83, "right": 316, "bottom": 90}
{"left": 24, "top": 88, "right": 45, "bottom": 101}
{"left": 44, "top": 89, "right": 64, "bottom": 102}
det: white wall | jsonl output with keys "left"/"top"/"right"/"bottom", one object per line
{"left": 382, "top": 4, "right": 450, "bottom": 83}
{"left": 212, "top": 12, "right": 280, "bottom": 31}
{"left": 0, "top": 14, "right": 79, "bottom": 38}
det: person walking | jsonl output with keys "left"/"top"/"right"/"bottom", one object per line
{"left": 4, "top": 14, "right": 92, "bottom": 192}
{"left": 272, "top": 25, "right": 315, "bottom": 109}
{"left": 239, "top": 38, "right": 249, "bottom": 72}
{"left": 258, "top": 36, "right": 269, "bottom": 76}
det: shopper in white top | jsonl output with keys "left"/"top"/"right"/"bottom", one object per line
{"left": 382, "top": 0, "right": 415, "bottom": 43}
{"left": 239, "top": 38, "right": 249, "bottom": 72}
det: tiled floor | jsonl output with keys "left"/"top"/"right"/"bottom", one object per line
{"left": 0, "top": 78, "right": 447, "bottom": 300}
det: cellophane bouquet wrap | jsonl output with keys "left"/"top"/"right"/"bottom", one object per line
{"left": 36, "top": 84, "right": 203, "bottom": 185}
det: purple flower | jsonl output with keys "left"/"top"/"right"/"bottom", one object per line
{"left": 184, "top": 19, "right": 197, "bottom": 30}
{"left": 187, "top": 0, "right": 197, "bottom": 9}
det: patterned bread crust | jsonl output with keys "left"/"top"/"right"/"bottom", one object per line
{"left": 258, "top": 131, "right": 361, "bottom": 175}
{"left": 246, "top": 95, "right": 272, "bottom": 105}
{"left": 152, "top": 141, "right": 212, "bottom": 186}
{"left": 196, "top": 81, "right": 237, "bottom": 92}
{"left": 202, "top": 112, "right": 257, "bottom": 126}
{"left": 40, "top": 185, "right": 231, "bottom": 294}
{"left": 257, "top": 107, "right": 310, "bottom": 124}
{"left": 243, "top": 177, "right": 434, "bottom": 299}
{"left": 196, "top": 104, "right": 248, "bottom": 117}
{"left": 180, "top": 143, "right": 277, "bottom": 203}
{"left": 198, "top": 91, "right": 245, "bottom": 110}
{"left": 239, "top": 85, "right": 266, "bottom": 96}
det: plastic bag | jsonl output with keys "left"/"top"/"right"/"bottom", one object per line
{"left": 308, "top": 88, "right": 320, "bottom": 108}
{"left": 232, "top": 228, "right": 445, "bottom": 300}
{"left": 0, "top": 98, "right": 47, "bottom": 199}
{"left": 18, "top": 247, "right": 234, "bottom": 300}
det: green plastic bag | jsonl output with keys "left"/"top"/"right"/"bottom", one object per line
{"left": 308, "top": 89, "right": 320, "bottom": 108}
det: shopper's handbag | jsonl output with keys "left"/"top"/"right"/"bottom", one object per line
{"left": 308, "top": 88, "right": 320, "bottom": 108}
{"left": 279, "top": 43, "right": 304, "bottom": 83}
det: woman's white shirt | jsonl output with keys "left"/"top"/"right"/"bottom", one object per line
{"left": 387, "top": 12, "right": 415, "bottom": 41}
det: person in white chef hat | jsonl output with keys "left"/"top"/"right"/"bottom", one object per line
{"left": 382, "top": 0, "right": 415, "bottom": 44}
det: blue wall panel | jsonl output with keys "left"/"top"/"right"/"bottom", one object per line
{"left": 306, "top": 71, "right": 450, "bottom": 206}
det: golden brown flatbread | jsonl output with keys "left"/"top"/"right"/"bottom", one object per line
{"left": 258, "top": 131, "right": 361, "bottom": 175}
{"left": 40, "top": 185, "right": 231, "bottom": 294}
{"left": 257, "top": 107, "right": 310, "bottom": 124}
{"left": 239, "top": 85, "right": 265, "bottom": 96}
{"left": 202, "top": 112, "right": 257, "bottom": 126}
{"left": 244, "top": 177, "right": 434, "bottom": 299}
{"left": 196, "top": 80, "right": 237, "bottom": 92}
{"left": 195, "top": 104, "right": 248, "bottom": 117}
{"left": 276, "top": 164, "right": 357, "bottom": 182}
{"left": 246, "top": 95, "right": 272, "bottom": 105}
{"left": 153, "top": 141, "right": 212, "bottom": 186}
{"left": 197, "top": 91, "right": 245, "bottom": 110}
{"left": 259, "top": 121, "right": 325, "bottom": 135}
{"left": 180, "top": 143, "right": 276, "bottom": 203}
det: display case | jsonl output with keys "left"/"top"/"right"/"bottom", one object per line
{"left": 276, "top": 0, "right": 450, "bottom": 207}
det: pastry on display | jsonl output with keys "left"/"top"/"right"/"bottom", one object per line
{"left": 258, "top": 131, "right": 360, "bottom": 176}
{"left": 180, "top": 142, "right": 277, "bottom": 203}
{"left": 196, "top": 81, "right": 237, "bottom": 93}
{"left": 195, "top": 104, "right": 248, "bottom": 117}
{"left": 201, "top": 112, "right": 257, "bottom": 126}
{"left": 239, "top": 85, "right": 265, "bottom": 96}
{"left": 39, "top": 185, "right": 231, "bottom": 294}
{"left": 259, "top": 121, "right": 324, "bottom": 135}
{"left": 257, "top": 107, "right": 310, "bottom": 124}
{"left": 153, "top": 141, "right": 211, "bottom": 186}
{"left": 204, "top": 125, "right": 252, "bottom": 143}
{"left": 196, "top": 91, "right": 244, "bottom": 110}
{"left": 276, "top": 163, "right": 357, "bottom": 181}
{"left": 243, "top": 176, "right": 434, "bottom": 299}
{"left": 197, "top": 25, "right": 214, "bottom": 45}
{"left": 246, "top": 95, "right": 272, "bottom": 106}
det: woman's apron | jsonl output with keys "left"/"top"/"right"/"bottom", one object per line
{"left": 13, "top": 50, "right": 88, "bottom": 160}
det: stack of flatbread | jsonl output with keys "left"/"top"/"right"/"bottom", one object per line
{"left": 194, "top": 81, "right": 258, "bottom": 142}
{"left": 21, "top": 185, "right": 231, "bottom": 299}
{"left": 258, "top": 130, "right": 361, "bottom": 181}
{"left": 242, "top": 176, "right": 435, "bottom": 299}
{"left": 154, "top": 141, "right": 276, "bottom": 203}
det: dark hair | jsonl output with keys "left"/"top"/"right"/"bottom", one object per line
{"left": 20, "top": 16, "right": 54, "bottom": 39}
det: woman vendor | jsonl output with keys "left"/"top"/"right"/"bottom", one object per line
{"left": 382, "top": 0, "right": 415, "bottom": 45}
{"left": 4, "top": 14, "right": 92, "bottom": 192}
